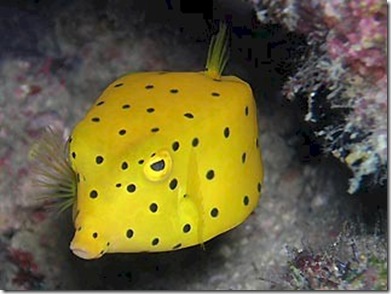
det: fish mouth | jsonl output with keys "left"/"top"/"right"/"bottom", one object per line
{"left": 69, "top": 234, "right": 107, "bottom": 260}
{"left": 70, "top": 247, "right": 98, "bottom": 260}
{"left": 70, "top": 242, "right": 102, "bottom": 260}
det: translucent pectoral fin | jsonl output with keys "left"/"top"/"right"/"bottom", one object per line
{"left": 179, "top": 150, "right": 205, "bottom": 247}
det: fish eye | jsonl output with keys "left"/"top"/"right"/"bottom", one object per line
{"left": 150, "top": 159, "right": 165, "bottom": 171}
{"left": 143, "top": 150, "right": 172, "bottom": 181}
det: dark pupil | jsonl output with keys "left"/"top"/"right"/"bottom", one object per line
{"left": 150, "top": 160, "right": 165, "bottom": 171}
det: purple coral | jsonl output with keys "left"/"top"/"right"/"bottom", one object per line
{"left": 251, "top": 0, "right": 387, "bottom": 193}
{"left": 324, "top": 0, "right": 387, "bottom": 80}
{"left": 7, "top": 248, "right": 45, "bottom": 290}
{"left": 284, "top": 216, "right": 387, "bottom": 290}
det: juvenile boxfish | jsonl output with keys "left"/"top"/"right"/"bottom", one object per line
{"left": 32, "top": 24, "right": 264, "bottom": 260}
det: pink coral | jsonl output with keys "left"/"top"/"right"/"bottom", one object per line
{"left": 252, "top": 0, "right": 387, "bottom": 193}
{"left": 7, "top": 248, "right": 44, "bottom": 290}
{"left": 325, "top": 0, "right": 386, "bottom": 81}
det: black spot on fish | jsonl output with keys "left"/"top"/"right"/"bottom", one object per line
{"left": 114, "top": 83, "right": 123, "bottom": 87}
{"left": 122, "top": 104, "right": 130, "bottom": 109}
{"left": 245, "top": 106, "right": 249, "bottom": 116}
{"left": 89, "top": 190, "right": 98, "bottom": 199}
{"left": 121, "top": 161, "right": 128, "bottom": 170}
{"left": 169, "top": 178, "right": 178, "bottom": 190}
{"left": 127, "top": 184, "right": 136, "bottom": 193}
{"left": 211, "top": 92, "right": 220, "bottom": 97}
{"left": 91, "top": 117, "right": 100, "bottom": 122}
{"left": 170, "top": 89, "right": 179, "bottom": 94}
{"left": 96, "top": 101, "right": 105, "bottom": 106}
{"left": 173, "top": 243, "right": 182, "bottom": 249}
{"left": 147, "top": 107, "right": 155, "bottom": 113}
{"left": 224, "top": 127, "right": 230, "bottom": 138}
{"left": 184, "top": 113, "right": 194, "bottom": 119}
{"left": 149, "top": 203, "right": 158, "bottom": 213}
{"left": 116, "top": 183, "right": 122, "bottom": 188}
{"left": 96, "top": 156, "right": 104, "bottom": 164}
{"left": 151, "top": 127, "right": 159, "bottom": 133}
{"left": 183, "top": 224, "right": 191, "bottom": 233}
{"left": 152, "top": 238, "right": 159, "bottom": 246}
{"left": 192, "top": 138, "right": 199, "bottom": 147}
{"left": 119, "top": 129, "right": 127, "bottom": 136}
{"left": 92, "top": 232, "right": 98, "bottom": 238}
{"left": 138, "top": 159, "right": 144, "bottom": 165}
{"left": 243, "top": 196, "right": 249, "bottom": 206}
{"left": 257, "top": 182, "right": 262, "bottom": 193}
{"left": 72, "top": 152, "right": 76, "bottom": 159}
{"left": 210, "top": 208, "right": 219, "bottom": 218}
{"left": 242, "top": 152, "right": 247, "bottom": 163}
{"left": 145, "top": 84, "right": 154, "bottom": 89}
{"left": 126, "top": 229, "right": 134, "bottom": 239}
{"left": 206, "top": 170, "right": 215, "bottom": 180}
{"left": 172, "top": 141, "right": 180, "bottom": 151}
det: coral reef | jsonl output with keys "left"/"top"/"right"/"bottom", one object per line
{"left": 250, "top": 0, "right": 387, "bottom": 193}
{"left": 6, "top": 248, "right": 45, "bottom": 290}
{"left": 285, "top": 221, "right": 387, "bottom": 290}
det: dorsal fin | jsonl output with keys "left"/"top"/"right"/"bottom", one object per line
{"left": 205, "top": 22, "right": 230, "bottom": 80}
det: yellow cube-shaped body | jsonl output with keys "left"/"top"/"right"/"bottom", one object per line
{"left": 68, "top": 71, "right": 264, "bottom": 259}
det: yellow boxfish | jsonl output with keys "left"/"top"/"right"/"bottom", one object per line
{"left": 31, "top": 24, "right": 264, "bottom": 259}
